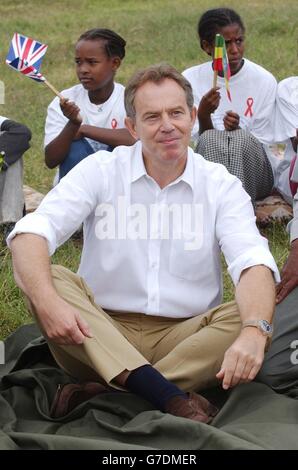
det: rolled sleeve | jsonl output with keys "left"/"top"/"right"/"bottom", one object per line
{"left": 228, "top": 244, "right": 280, "bottom": 285}
{"left": 7, "top": 155, "right": 105, "bottom": 254}
{"left": 6, "top": 212, "right": 57, "bottom": 255}
{"left": 216, "top": 171, "right": 280, "bottom": 284}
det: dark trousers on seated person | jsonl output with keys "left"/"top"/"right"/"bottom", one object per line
{"left": 257, "top": 287, "right": 298, "bottom": 394}
{"left": 0, "top": 159, "right": 24, "bottom": 224}
{"left": 27, "top": 265, "right": 242, "bottom": 393}
{"left": 59, "top": 139, "right": 113, "bottom": 180}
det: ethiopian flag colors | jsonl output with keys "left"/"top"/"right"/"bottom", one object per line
{"left": 213, "top": 34, "right": 232, "bottom": 102}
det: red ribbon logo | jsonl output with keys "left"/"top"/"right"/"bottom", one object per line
{"left": 244, "top": 97, "right": 254, "bottom": 117}
{"left": 111, "top": 118, "right": 118, "bottom": 129}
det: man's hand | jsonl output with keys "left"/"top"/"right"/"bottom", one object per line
{"left": 60, "top": 98, "right": 82, "bottom": 126}
{"left": 216, "top": 328, "right": 267, "bottom": 389}
{"left": 223, "top": 111, "right": 240, "bottom": 131}
{"left": 276, "top": 241, "right": 298, "bottom": 304}
{"left": 197, "top": 87, "right": 221, "bottom": 120}
{"left": 37, "top": 296, "right": 93, "bottom": 345}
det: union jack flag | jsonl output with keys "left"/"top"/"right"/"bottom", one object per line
{"left": 6, "top": 32, "right": 48, "bottom": 82}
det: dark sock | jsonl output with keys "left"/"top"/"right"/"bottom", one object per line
{"left": 125, "top": 364, "right": 187, "bottom": 411}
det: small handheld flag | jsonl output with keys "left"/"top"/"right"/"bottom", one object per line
{"left": 213, "top": 34, "right": 232, "bottom": 102}
{"left": 6, "top": 33, "right": 63, "bottom": 99}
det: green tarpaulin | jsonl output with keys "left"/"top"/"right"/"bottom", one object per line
{"left": 1, "top": 324, "right": 298, "bottom": 450}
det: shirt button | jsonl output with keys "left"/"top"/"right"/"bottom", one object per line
{"left": 151, "top": 261, "right": 158, "bottom": 268}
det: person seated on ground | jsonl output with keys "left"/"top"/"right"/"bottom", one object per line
{"left": 0, "top": 116, "right": 31, "bottom": 239}
{"left": 257, "top": 186, "right": 298, "bottom": 393}
{"left": 257, "top": 78, "right": 298, "bottom": 392}
{"left": 44, "top": 28, "right": 135, "bottom": 181}
{"left": 8, "top": 64, "right": 278, "bottom": 423}
{"left": 273, "top": 77, "right": 298, "bottom": 205}
{"left": 182, "top": 7, "right": 278, "bottom": 206}
{"left": 274, "top": 77, "right": 298, "bottom": 303}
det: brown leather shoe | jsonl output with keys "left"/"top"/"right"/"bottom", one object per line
{"left": 165, "top": 392, "right": 219, "bottom": 424}
{"left": 50, "top": 382, "right": 112, "bottom": 418}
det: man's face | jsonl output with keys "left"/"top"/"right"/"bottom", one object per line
{"left": 126, "top": 79, "right": 196, "bottom": 172}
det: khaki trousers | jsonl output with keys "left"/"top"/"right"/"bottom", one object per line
{"left": 36, "top": 265, "right": 241, "bottom": 392}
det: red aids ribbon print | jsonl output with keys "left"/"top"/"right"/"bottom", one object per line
{"left": 111, "top": 118, "right": 118, "bottom": 129}
{"left": 244, "top": 97, "right": 254, "bottom": 117}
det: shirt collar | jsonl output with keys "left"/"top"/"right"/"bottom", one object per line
{"left": 131, "top": 141, "right": 147, "bottom": 183}
{"left": 175, "top": 147, "right": 194, "bottom": 191}
{"left": 130, "top": 141, "right": 194, "bottom": 191}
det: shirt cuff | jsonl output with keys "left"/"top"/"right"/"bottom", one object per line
{"left": 228, "top": 246, "right": 280, "bottom": 285}
{"left": 6, "top": 213, "right": 57, "bottom": 255}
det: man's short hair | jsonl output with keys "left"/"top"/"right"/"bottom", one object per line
{"left": 124, "top": 63, "right": 194, "bottom": 119}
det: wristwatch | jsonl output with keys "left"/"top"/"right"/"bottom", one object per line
{"left": 242, "top": 319, "right": 273, "bottom": 337}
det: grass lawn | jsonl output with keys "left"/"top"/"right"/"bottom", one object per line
{"left": 0, "top": 0, "right": 297, "bottom": 339}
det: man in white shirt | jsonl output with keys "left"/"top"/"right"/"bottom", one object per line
{"left": 8, "top": 64, "right": 278, "bottom": 423}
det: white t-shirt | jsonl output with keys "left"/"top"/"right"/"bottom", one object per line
{"left": 183, "top": 59, "right": 277, "bottom": 145}
{"left": 271, "top": 77, "right": 298, "bottom": 202}
{"left": 274, "top": 77, "right": 298, "bottom": 158}
{"left": 44, "top": 82, "right": 126, "bottom": 152}
{"left": 275, "top": 77, "right": 298, "bottom": 239}
{"left": 7, "top": 141, "right": 279, "bottom": 318}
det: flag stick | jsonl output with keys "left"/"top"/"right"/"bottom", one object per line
{"left": 213, "top": 69, "right": 218, "bottom": 89}
{"left": 44, "top": 77, "right": 82, "bottom": 121}
{"left": 44, "top": 79, "right": 64, "bottom": 99}
{"left": 44, "top": 77, "right": 83, "bottom": 122}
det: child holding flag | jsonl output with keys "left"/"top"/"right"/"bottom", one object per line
{"left": 183, "top": 8, "right": 277, "bottom": 205}
{"left": 44, "top": 29, "right": 135, "bottom": 180}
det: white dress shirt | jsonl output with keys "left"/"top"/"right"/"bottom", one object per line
{"left": 7, "top": 141, "right": 279, "bottom": 318}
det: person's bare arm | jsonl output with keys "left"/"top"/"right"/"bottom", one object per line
{"left": 45, "top": 120, "right": 81, "bottom": 168}
{"left": 276, "top": 239, "right": 298, "bottom": 303}
{"left": 45, "top": 98, "right": 82, "bottom": 169}
{"left": 10, "top": 233, "right": 92, "bottom": 345}
{"left": 45, "top": 97, "right": 135, "bottom": 169}
{"left": 75, "top": 125, "right": 136, "bottom": 147}
{"left": 216, "top": 265, "right": 275, "bottom": 389}
{"left": 197, "top": 87, "right": 220, "bottom": 134}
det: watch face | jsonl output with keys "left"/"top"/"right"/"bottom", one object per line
{"left": 259, "top": 320, "right": 273, "bottom": 334}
